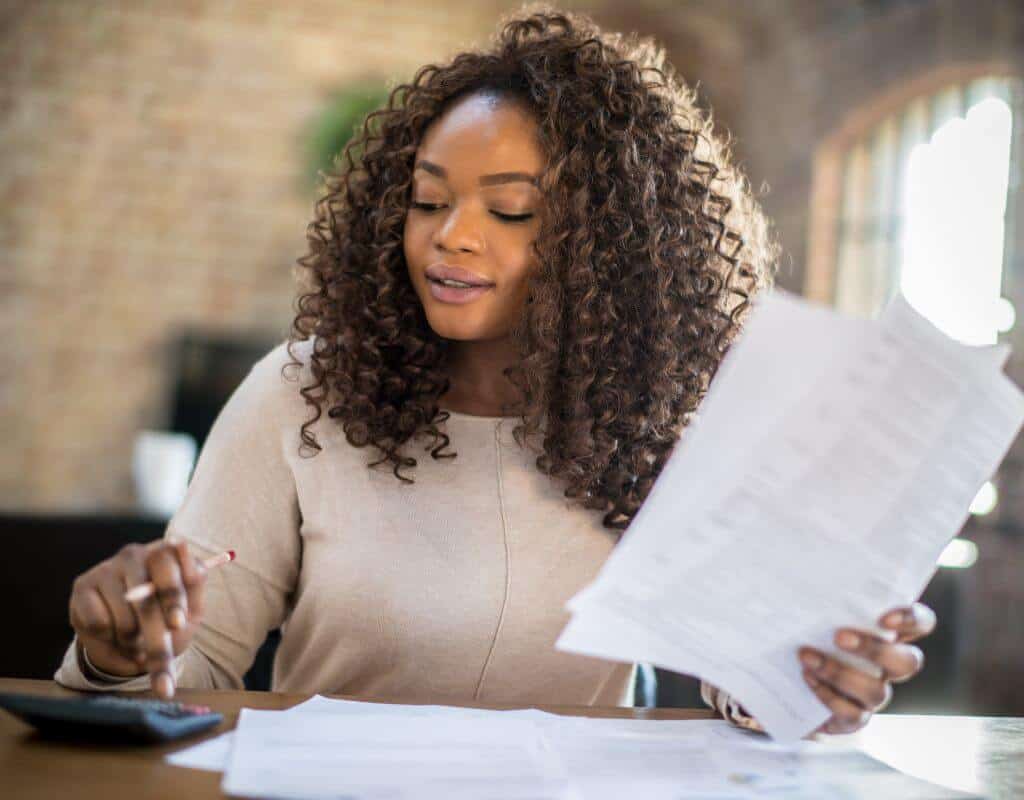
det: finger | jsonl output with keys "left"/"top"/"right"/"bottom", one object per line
{"left": 70, "top": 581, "right": 116, "bottom": 644}
{"left": 876, "top": 681, "right": 894, "bottom": 711}
{"left": 93, "top": 570, "right": 142, "bottom": 656}
{"left": 835, "top": 629, "right": 925, "bottom": 683}
{"left": 800, "top": 647, "right": 891, "bottom": 710}
{"left": 802, "top": 669, "right": 871, "bottom": 734}
{"left": 117, "top": 547, "right": 154, "bottom": 661}
{"left": 172, "top": 538, "right": 207, "bottom": 622}
{"left": 879, "top": 602, "right": 937, "bottom": 643}
{"left": 146, "top": 544, "right": 189, "bottom": 631}
{"left": 129, "top": 591, "right": 175, "bottom": 699}
{"left": 78, "top": 635, "right": 148, "bottom": 678}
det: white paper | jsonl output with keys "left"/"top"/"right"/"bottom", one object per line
{"left": 546, "top": 716, "right": 975, "bottom": 799}
{"left": 221, "top": 707, "right": 569, "bottom": 800}
{"left": 556, "top": 290, "right": 1024, "bottom": 742}
{"left": 165, "top": 694, "right": 299, "bottom": 772}
{"left": 286, "top": 693, "right": 561, "bottom": 723}
{"left": 164, "top": 693, "right": 552, "bottom": 772}
{"left": 164, "top": 693, "right": 337, "bottom": 772}
{"left": 541, "top": 718, "right": 752, "bottom": 799}
{"left": 170, "top": 694, "right": 977, "bottom": 798}
{"left": 164, "top": 729, "right": 235, "bottom": 771}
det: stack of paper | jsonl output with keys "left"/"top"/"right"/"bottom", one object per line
{"left": 167, "top": 694, "right": 978, "bottom": 798}
{"left": 556, "top": 290, "right": 1024, "bottom": 742}
{"left": 166, "top": 694, "right": 553, "bottom": 775}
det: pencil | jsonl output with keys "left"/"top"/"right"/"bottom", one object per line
{"left": 123, "top": 549, "right": 236, "bottom": 603}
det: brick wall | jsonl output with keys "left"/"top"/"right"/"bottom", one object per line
{"left": 1, "top": 0, "right": 504, "bottom": 509}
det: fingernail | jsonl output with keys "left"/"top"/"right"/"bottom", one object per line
{"left": 155, "top": 672, "right": 174, "bottom": 699}
{"left": 169, "top": 608, "right": 187, "bottom": 629}
{"left": 135, "top": 651, "right": 146, "bottom": 665}
{"left": 800, "top": 651, "right": 823, "bottom": 669}
{"left": 837, "top": 631, "right": 860, "bottom": 649}
{"left": 884, "top": 610, "right": 905, "bottom": 627}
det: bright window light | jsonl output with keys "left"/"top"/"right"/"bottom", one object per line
{"left": 900, "top": 97, "right": 1015, "bottom": 345}
{"left": 994, "top": 296, "right": 1016, "bottom": 333}
{"left": 969, "top": 480, "right": 999, "bottom": 515}
{"left": 938, "top": 537, "right": 979, "bottom": 569}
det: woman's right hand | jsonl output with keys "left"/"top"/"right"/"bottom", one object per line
{"left": 68, "top": 537, "right": 207, "bottom": 699}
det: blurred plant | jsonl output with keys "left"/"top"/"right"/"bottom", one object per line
{"left": 302, "top": 82, "right": 391, "bottom": 192}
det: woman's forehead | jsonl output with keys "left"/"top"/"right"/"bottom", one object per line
{"left": 417, "top": 94, "right": 543, "bottom": 180}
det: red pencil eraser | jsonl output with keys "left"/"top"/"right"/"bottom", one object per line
{"left": 227, "top": 550, "right": 236, "bottom": 561}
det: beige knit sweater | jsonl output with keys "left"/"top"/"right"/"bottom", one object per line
{"left": 54, "top": 338, "right": 757, "bottom": 728}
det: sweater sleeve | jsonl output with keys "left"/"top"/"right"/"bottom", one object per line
{"left": 54, "top": 341, "right": 305, "bottom": 692}
{"left": 700, "top": 681, "right": 765, "bottom": 734}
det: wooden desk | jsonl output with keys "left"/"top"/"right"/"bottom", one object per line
{"left": 1, "top": 679, "right": 1021, "bottom": 799}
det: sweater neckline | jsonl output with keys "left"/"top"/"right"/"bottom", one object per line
{"left": 440, "top": 408, "right": 515, "bottom": 421}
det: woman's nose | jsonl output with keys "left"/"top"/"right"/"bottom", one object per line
{"left": 433, "top": 204, "right": 483, "bottom": 253}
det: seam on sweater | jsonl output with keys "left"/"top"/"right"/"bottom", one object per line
{"left": 474, "top": 421, "right": 513, "bottom": 701}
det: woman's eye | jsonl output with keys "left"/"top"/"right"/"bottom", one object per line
{"left": 492, "top": 211, "right": 535, "bottom": 223}
{"left": 410, "top": 201, "right": 534, "bottom": 224}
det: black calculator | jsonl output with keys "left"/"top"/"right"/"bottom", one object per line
{"left": 0, "top": 691, "right": 223, "bottom": 743}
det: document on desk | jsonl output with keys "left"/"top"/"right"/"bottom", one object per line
{"left": 221, "top": 707, "right": 570, "bottom": 800}
{"left": 545, "top": 716, "right": 978, "bottom": 799}
{"left": 166, "top": 694, "right": 559, "bottom": 773}
{"left": 556, "top": 289, "right": 1024, "bottom": 742}
{"left": 210, "top": 698, "right": 976, "bottom": 799}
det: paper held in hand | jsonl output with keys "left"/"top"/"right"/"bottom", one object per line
{"left": 555, "top": 289, "right": 1024, "bottom": 743}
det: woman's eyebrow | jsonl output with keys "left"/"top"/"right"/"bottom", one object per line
{"left": 414, "top": 159, "right": 537, "bottom": 186}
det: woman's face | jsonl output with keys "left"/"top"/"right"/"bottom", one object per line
{"left": 403, "top": 92, "right": 544, "bottom": 343}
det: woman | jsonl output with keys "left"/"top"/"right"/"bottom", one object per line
{"left": 56, "top": 6, "right": 934, "bottom": 737}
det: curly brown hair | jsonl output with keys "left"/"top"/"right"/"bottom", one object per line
{"left": 285, "top": 3, "right": 778, "bottom": 532}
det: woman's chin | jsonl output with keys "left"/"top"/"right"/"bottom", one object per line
{"left": 424, "top": 310, "right": 493, "bottom": 342}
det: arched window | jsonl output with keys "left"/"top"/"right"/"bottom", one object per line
{"left": 805, "top": 67, "right": 1023, "bottom": 552}
{"left": 807, "top": 69, "right": 1022, "bottom": 346}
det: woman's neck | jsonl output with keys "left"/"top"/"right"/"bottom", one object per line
{"left": 441, "top": 337, "right": 524, "bottom": 417}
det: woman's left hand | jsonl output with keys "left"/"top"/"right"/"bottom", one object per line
{"left": 797, "top": 601, "right": 936, "bottom": 736}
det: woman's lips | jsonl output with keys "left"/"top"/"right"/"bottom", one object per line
{"left": 428, "top": 278, "right": 493, "bottom": 304}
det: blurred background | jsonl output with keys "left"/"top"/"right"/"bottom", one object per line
{"left": 1, "top": 1, "right": 1021, "bottom": 715}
